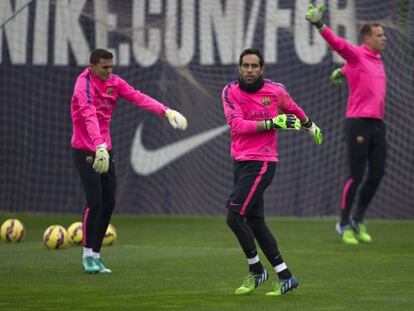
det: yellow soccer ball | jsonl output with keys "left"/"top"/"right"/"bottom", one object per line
{"left": 67, "top": 222, "right": 83, "bottom": 245}
{"left": 102, "top": 224, "right": 117, "bottom": 246}
{"left": 0, "top": 218, "right": 25, "bottom": 242}
{"left": 43, "top": 225, "right": 70, "bottom": 249}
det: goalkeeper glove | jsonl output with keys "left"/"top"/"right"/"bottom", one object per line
{"left": 305, "top": 3, "right": 325, "bottom": 30}
{"left": 165, "top": 109, "right": 188, "bottom": 130}
{"left": 265, "top": 114, "right": 301, "bottom": 131}
{"left": 302, "top": 119, "right": 323, "bottom": 145}
{"left": 330, "top": 68, "right": 344, "bottom": 85}
{"left": 93, "top": 144, "right": 110, "bottom": 174}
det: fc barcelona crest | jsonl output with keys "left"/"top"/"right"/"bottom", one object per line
{"left": 261, "top": 96, "right": 271, "bottom": 106}
{"left": 107, "top": 87, "right": 114, "bottom": 95}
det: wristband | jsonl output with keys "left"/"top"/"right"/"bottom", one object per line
{"left": 302, "top": 119, "right": 313, "bottom": 129}
{"left": 313, "top": 21, "right": 324, "bottom": 30}
{"left": 265, "top": 119, "right": 274, "bottom": 131}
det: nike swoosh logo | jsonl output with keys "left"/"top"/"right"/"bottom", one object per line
{"left": 131, "top": 124, "right": 228, "bottom": 176}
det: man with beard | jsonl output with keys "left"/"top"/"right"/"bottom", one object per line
{"left": 222, "top": 48, "right": 323, "bottom": 296}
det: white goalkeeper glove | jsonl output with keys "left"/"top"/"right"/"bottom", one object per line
{"left": 165, "top": 109, "right": 188, "bottom": 130}
{"left": 93, "top": 144, "right": 110, "bottom": 174}
{"left": 305, "top": 3, "right": 325, "bottom": 30}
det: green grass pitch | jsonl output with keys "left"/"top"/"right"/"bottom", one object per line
{"left": 0, "top": 214, "right": 413, "bottom": 311}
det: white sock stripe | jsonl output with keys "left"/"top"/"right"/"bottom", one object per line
{"left": 275, "top": 262, "right": 287, "bottom": 273}
{"left": 247, "top": 255, "right": 260, "bottom": 265}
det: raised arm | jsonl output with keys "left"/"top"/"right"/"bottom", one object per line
{"left": 118, "top": 77, "right": 187, "bottom": 130}
{"left": 305, "top": 3, "right": 359, "bottom": 63}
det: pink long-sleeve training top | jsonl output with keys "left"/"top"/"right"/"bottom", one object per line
{"left": 71, "top": 68, "right": 168, "bottom": 152}
{"left": 222, "top": 80, "right": 306, "bottom": 162}
{"left": 321, "top": 26, "right": 386, "bottom": 119}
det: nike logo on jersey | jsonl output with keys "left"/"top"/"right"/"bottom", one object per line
{"left": 130, "top": 123, "right": 228, "bottom": 176}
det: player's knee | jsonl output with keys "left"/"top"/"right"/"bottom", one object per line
{"left": 226, "top": 210, "right": 243, "bottom": 230}
{"left": 369, "top": 169, "right": 384, "bottom": 185}
{"left": 103, "top": 200, "right": 115, "bottom": 214}
{"left": 86, "top": 196, "right": 104, "bottom": 211}
{"left": 102, "top": 205, "right": 114, "bottom": 219}
{"left": 350, "top": 174, "right": 363, "bottom": 186}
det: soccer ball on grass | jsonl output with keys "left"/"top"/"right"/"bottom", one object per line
{"left": 67, "top": 222, "right": 83, "bottom": 245}
{"left": 102, "top": 224, "right": 117, "bottom": 246}
{"left": 43, "top": 225, "right": 70, "bottom": 249}
{"left": 0, "top": 218, "right": 25, "bottom": 242}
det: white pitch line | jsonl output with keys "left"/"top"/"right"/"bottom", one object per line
{"left": 122, "top": 244, "right": 414, "bottom": 258}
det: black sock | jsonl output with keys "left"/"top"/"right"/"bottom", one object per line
{"left": 277, "top": 268, "right": 292, "bottom": 280}
{"left": 249, "top": 261, "right": 264, "bottom": 274}
{"left": 340, "top": 210, "right": 351, "bottom": 226}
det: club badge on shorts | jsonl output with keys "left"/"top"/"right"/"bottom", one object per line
{"left": 356, "top": 136, "right": 365, "bottom": 143}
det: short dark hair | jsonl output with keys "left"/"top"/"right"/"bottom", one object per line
{"left": 89, "top": 48, "right": 113, "bottom": 64}
{"left": 239, "top": 48, "right": 264, "bottom": 67}
{"left": 360, "top": 22, "right": 382, "bottom": 37}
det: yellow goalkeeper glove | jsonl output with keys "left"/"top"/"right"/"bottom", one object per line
{"left": 93, "top": 144, "right": 110, "bottom": 174}
{"left": 265, "top": 114, "right": 301, "bottom": 131}
{"left": 330, "top": 68, "right": 344, "bottom": 85}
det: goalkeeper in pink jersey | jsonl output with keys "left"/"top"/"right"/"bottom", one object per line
{"left": 71, "top": 49, "right": 187, "bottom": 273}
{"left": 222, "top": 48, "right": 323, "bottom": 296}
{"left": 306, "top": 4, "right": 387, "bottom": 245}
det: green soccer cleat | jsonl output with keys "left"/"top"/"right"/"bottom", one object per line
{"left": 335, "top": 222, "right": 358, "bottom": 245}
{"left": 342, "top": 228, "right": 359, "bottom": 245}
{"left": 82, "top": 256, "right": 100, "bottom": 273}
{"left": 352, "top": 221, "right": 372, "bottom": 243}
{"left": 265, "top": 275, "right": 299, "bottom": 296}
{"left": 235, "top": 269, "right": 269, "bottom": 296}
{"left": 94, "top": 258, "right": 112, "bottom": 273}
